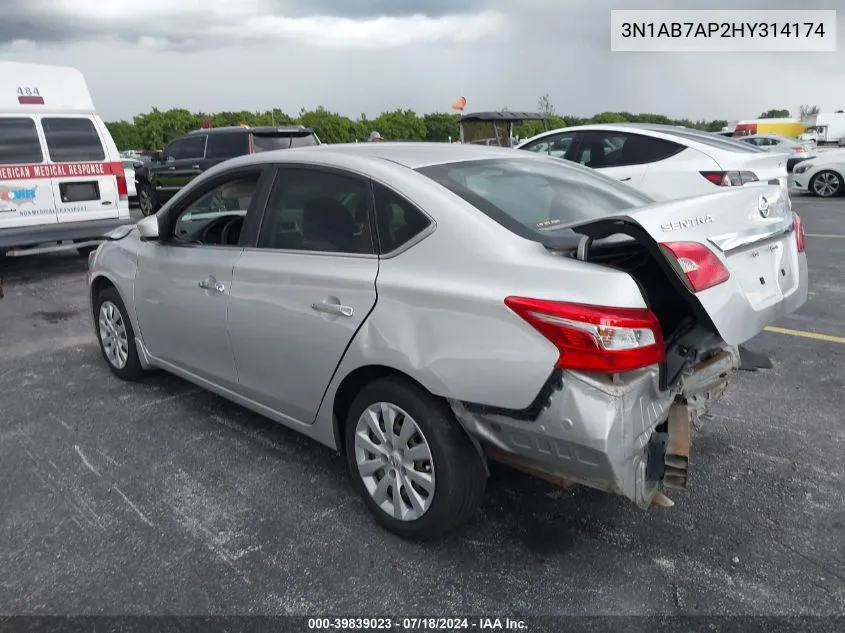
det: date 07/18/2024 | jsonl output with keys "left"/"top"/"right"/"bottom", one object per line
{"left": 620, "top": 21, "right": 827, "bottom": 38}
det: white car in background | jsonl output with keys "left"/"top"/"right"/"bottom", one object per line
{"left": 792, "top": 150, "right": 845, "bottom": 197}
{"left": 515, "top": 124, "right": 789, "bottom": 201}
{"left": 122, "top": 159, "right": 138, "bottom": 203}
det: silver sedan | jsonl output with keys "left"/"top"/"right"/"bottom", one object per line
{"left": 87, "top": 143, "right": 808, "bottom": 540}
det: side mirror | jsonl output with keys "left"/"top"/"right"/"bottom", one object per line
{"left": 137, "top": 215, "right": 160, "bottom": 241}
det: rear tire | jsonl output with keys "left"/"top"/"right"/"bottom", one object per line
{"left": 810, "top": 170, "right": 843, "bottom": 197}
{"left": 94, "top": 286, "right": 145, "bottom": 381}
{"left": 137, "top": 181, "right": 157, "bottom": 216}
{"left": 344, "top": 376, "right": 487, "bottom": 541}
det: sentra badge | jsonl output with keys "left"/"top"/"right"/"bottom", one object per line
{"left": 0, "top": 185, "right": 38, "bottom": 206}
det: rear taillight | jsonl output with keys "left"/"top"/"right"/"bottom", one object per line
{"left": 659, "top": 241, "right": 730, "bottom": 292}
{"left": 794, "top": 147, "right": 807, "bottom": 153}
{"left": 793, "top": 212, "right": 806, "bottom": 253}
{"left": 699, "top": 171, "right": 758, "bottom": 186}
{"left": 504, "top": 297, "right": 665, "bottom": 373}
{"left": 107, "top": 161, "right": 129, "bottom": 199}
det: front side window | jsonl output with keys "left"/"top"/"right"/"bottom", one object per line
{"left": 170, "top": 171, "right": 261, "bottom": 246}
{"left": 520, "top": 132, "right": 575, "bottom": 159}
{"left": 0, "top": 117, "right": 43, "bottom": 165}
{"left": 257, "top": 168, "right": 375, "bottom": 254}
{"left": 417, "top": 157, "right": 653, "bottom": 242}
{"left": 163, "top": 139, "right": 183, "bottom": 161}
{"left": 41, "top": 117, "right": 105, "bottom": 162}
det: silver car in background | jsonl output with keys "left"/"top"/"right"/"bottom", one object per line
{"left": 87, "top": 143, "right": 808, "bottom": 540}
{"left": 738, "top": 133, "right": 816, "bottom": 172}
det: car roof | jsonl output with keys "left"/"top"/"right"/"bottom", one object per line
{"left": 516, "top": 123, "right": 767, "bottom": 154}
{"left": 183, "top": 126, "right": 315, "bottom": 136}
{"left": 458, "top": 111, "right": 547, "bottom": 123}
{"left": 221, "top": 142, "right": 544, "bottom": 170}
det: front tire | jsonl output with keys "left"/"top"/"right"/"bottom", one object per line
{"left": 810, "top": 170, "right": 843, "bottom": 197}
{"left": 94, "top": 286, "right": 144, "bottom": 380}
{"left": 137, "top": 181, "right": 157, "bottom": 217}
{"left": 344, "top": 376, "right": 487, "bottom": 541}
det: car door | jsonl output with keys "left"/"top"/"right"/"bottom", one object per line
{"left": 574, "top": 130, "right": 651, "bottom": 187}
{"left": 133, "top": 164, "right": 274, "bottom": 390}
{"left": 0, "top": 116, "right": 59, "bottom": 229}
{"left": 38, "top": 115, "right": 122, "bottom": 224}
{"left": 169, "top": 134, "right": 207, "bottom": 189}
{"left": 227, "top": 165, "right": 379, "bottom": 424}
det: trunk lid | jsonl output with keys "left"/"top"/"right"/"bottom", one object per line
{"left": 731, "top": 152, "right": 789, "bottom": 192}
{"left": 576, "top": 185, "right": 808, "bottom": 346}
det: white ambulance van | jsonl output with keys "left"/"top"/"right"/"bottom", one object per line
{"left": 0, "top": 61, "right": 131, "bottom": 257}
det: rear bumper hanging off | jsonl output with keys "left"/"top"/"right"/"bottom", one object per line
{"left": 449, "top": 346, "right": 740, "bottom": 508}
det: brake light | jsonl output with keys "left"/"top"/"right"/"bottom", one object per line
{"left": 793, "top": 212, "right": 806, "bottom": 253}
{"left": 659, "top": 241, "right": 730, "bottom": 292}
{"left": 794, "top": 147, "right": 807, "bottom": 153}
{"left": 699, "top": 171, "right": 758, "bottom": 186}
{"left": 504, "top": 297, "right": 665, "bottom": 373}
{"left": 106, "top": 161, "right": 129, "bottom": 199}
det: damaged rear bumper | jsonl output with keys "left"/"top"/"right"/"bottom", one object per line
{"left": 449, "top": 346, "right": 741, "bottom": 508}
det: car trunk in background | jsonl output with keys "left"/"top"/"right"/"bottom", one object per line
{"left": 569, "top": 185, "right": 807, "bottom": 380}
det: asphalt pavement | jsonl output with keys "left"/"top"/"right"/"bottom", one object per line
{"left": 1, "top": 197, "right": 843, "bottom": 616}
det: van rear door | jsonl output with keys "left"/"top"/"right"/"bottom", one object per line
{"left": 38, "top": 115, "right": 124, "bottom": 224}
{"left": 0, "top": 115, "right": 60, "bottom": 229}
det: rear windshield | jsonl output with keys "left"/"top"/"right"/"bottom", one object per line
{"left": 416, "top": 157, "right": 653, "bottom": 241}
{"left": 656, "top": 128, "right": 765, "bottom": 153}
{"left": 41, "top": 117, "right": 106, "bottom": 162}
{"left": 252, "top": 133, "right": 318, "bottom": 152}
{"left": 0, "top": 117, "right": 43, "bottom": 165}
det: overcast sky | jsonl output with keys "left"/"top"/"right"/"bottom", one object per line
{"left": 1, "top": 0, "right": 842, "bottom": 122}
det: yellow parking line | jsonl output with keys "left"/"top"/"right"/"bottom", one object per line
{"left": 764, "top": 325, "right": 845, "bottom": 344}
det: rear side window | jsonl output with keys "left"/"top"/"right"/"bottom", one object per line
{"left": 577, "top": 131, "right": 683, "bottom": 168}
{"left": 658, "top": 128, "right": 765, "bottom": 153}
{"left": 373, "top": 183, "right": 432, "bottom": 253}
{"left": 205, "top": 132, "right": 249, "bottom": 159}
{"left": 41, "top": 117, "right": 105, "bottom": 162}
{"left": 417, "top": 157, "right": 653, "bottom": 243}
{"left": 0, "top": 117, "right": 43, "bottom": 165}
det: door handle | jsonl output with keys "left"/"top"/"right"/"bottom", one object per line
{"left": 191, "top": 165, "right": 200, "bottom": 169}
{"left": 311, "top": 301, "right": 353, "bottom": 317}
{"left": 198, "top": 277, "right": 225, "bottom": 293}
{"left": 619, "top": 177, "right": 632, "bottom": 182}
{"left": 168, "top": 166, "right": 176, "bottom": 171}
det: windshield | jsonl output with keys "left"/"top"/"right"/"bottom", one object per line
{"left": 416, "top": 157, "right": 653, "bottom": 242}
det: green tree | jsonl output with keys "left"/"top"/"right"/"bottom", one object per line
{"left": 760, "top": 109, "right": 790, "bottom": 119}
{"left": 104, "top": 102, "right": 732, "bottom": 151}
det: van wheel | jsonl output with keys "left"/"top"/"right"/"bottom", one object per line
{"left": 94, "top": 286, "right": 144, "bottom": 380}
{"left": 344, "top": 376, "right": 487, "bottom": 541}
{"left": 138, "top": 182, "right": 157, "bottom": 216}
{"left": 810, "top": 170, "right": 843, "bottom": 197}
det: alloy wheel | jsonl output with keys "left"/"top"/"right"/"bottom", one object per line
{"left": 353, "top": 402, "right": 436, "bottom": 521}
{"left": 139, "top": 189, "right": 153, "bottom": 216}
{"left": 812, "top": 171, "right": 841, "bottom": 197}
{"left": 98, "top": 300, "right": 129, "bottom": 369}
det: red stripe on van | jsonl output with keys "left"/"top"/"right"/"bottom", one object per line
{"left": 0, "top": 161, "right": 124, "bottom": 181}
